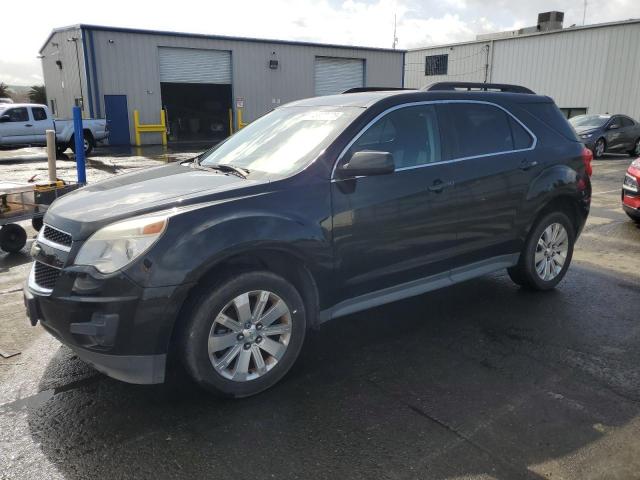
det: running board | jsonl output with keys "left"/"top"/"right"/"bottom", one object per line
{"left": 319, "top": 254, "right": 519, "bottom": 323}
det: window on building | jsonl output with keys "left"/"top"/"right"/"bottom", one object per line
{"left": 32, "top": 107, "right": 47, "bottom": 121}
{"left": 50, "top": 99, "right": 57, "bottom": 116}
{"left": 425, "top": 54, "right": 448, "bottom": 76}
{"left": 4, "top": 107, "right": 29, "bottom": 122}
{"left": 559, "top": 107, "right": 587, "bottom": 119}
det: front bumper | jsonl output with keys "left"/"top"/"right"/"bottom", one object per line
{"left": 24, "top": 262, "right": 192, "bottom": 385}
{"left": 622, "top": 189, "right": 640, "bottom": 219}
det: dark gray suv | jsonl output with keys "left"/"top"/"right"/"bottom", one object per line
{"left": 25, "top": 82, "right": 592, "bottom": 397}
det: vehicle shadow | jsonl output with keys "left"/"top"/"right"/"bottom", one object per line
{"left": 26, "top": 266, "right": 640, "bottom": 479}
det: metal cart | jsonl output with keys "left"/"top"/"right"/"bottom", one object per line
{"left": 0, "top": 181, "right": 79, "bottom": 253}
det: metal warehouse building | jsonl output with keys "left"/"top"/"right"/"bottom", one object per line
{"left": 405, "top": 14, "right": 640, "bottom": 120}
{"left": 40, "top": 25, "right": 404, "bottom": 145}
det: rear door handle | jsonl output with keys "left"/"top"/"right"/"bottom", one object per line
{"left": 428, "top": 179, "right": 454, "bottom": 193}
{"left": 519, "top": 159, "right": 538, "bottom": 171}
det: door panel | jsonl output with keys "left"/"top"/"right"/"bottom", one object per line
{"left": 438, "top": 102, "right": 536, "bottom": 265}
{"left": 0, "top": 107, "right": 33, "bottom": 143}
{"left": 331, "top": 104, "right": 458, "bottom": 302}
{"left": 104, "top": 95, "right": 131, "bottom": 145}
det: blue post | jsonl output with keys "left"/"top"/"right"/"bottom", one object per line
{"left": 72, "top": 106, "right": 87, "bottom": 184}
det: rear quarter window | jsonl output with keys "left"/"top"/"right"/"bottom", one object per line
{"left": 519, "top": 102, "right": 579, "bottom": 142}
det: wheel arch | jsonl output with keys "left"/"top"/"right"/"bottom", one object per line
{"left": 166, "top": 245, "right": 321, "bottom": 360}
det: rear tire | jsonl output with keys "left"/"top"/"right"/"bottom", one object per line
{"left": 628, "top": 138, "right": 640, "bottom": 157}
{"left": 179, "top": 270, "right": 307, "bottom": 398}
{"left": 508, "top": 211, "right": 575, "bottom": 290}
{"left": 0, "top": 223, "right": 27, "bottom": 253}
{"left": 70, "top": 132, "right": 94, "bottom": 156}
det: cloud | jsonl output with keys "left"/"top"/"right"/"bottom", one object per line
{"left": 3, "top": 0, "right": 640, "bottom": 85}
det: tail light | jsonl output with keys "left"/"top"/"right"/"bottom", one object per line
{"left": 582, "top": 147, "right": 593, "bottom": 177}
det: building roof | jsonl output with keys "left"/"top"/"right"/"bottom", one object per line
{"left": 407, "top": 17, "right": 640, "bottom": 52}
{"left": 40, "top": 24, "right": 406, "bottom": 54}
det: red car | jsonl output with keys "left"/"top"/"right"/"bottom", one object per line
{"left": 623, "top": 159, "right": 640, "bottom": 222}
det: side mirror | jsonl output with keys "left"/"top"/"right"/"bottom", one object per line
{"left": 608, "top": 123, "right": 620, "bottom": 130}
{"left": 0, "top": 115, "right": 10, "bottom": 123}
{"left": 336, "top": 151, "right": 395, "bottom": 178}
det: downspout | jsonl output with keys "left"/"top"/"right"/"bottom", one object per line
{"left": 80, "top": 28, "right": 94, "bottom": 117}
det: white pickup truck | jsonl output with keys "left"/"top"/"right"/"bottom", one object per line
{"left": 0, "top": 103, "right": 109, "bottom": 156}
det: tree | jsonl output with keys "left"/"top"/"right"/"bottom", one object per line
{"left": 29, "top": 85, "right": 46, "bottom": 105}
{"left": 0, "top": 82, "right": 10, "bottom": 99}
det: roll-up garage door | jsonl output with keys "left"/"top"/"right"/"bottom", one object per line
{"left": 314, "top": 57, "right": 364, "bottom": 96}
{"left": 158, "top": 47, "right": 231, "bottom": 84}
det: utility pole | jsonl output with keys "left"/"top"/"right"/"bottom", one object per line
{"left": 392, "top": 14, "right": 398, "bottom": 49}
{"left": 583, "top": 0, "right": 588, "bottom": 25}
{"left": 67, "top": 36, "right": 85, "bottom": 112}
{"left": 483, "top": 44, "right": 490, "bottom": 83}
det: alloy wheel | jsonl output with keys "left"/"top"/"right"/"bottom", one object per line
{"left": 635, "top": 139, "right": 640, "bottom": 156}
{"left": 595, "top": 139, "right": 605, "bottom": 157}
{"left": 535, "top": 223, "right": 569, "bottom": 281}
{"left": 208, "top": 290, "right": 292, "bottom": 382}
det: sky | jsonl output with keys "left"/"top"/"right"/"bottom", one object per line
{"left": 2, "top": 0, "right": 640, "bottom": 86}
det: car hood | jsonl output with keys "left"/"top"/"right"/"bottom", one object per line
{"left": 45, "top": 162, "right": 268, "bottom": 240}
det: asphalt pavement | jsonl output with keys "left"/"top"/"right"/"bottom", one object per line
{"left": 0, "top": 148, "right": 639, "bottom": 480}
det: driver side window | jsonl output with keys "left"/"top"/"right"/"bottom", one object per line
{"left": 4, "top": 108, "right": 29, "bottom": 122}
{"left": 347, "top": 104, "right": 442, "bottom": 170}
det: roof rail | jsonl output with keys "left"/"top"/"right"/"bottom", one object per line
{"left": 342, "top": 87, "right": 416, "bottom": 94}
{"left": 423, "top": 82, "right": 535, "bottom": 94}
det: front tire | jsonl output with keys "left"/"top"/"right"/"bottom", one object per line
{"left": 628, "top": 138, "right": 640, "bottom": 157}
{"left": 593, "top": 138, "right": 606, "bottom": 159}
{"left": 180, "top": 271, "right": 307, "bottom": 397}
{"left": 0, "top": 223, "right": 27, "bottom": 253}
{"left": 70, "top": 132, "right": 94, "bottom": 156}
{"left": 508, "top": 211, "right": 575, "bottom": 290}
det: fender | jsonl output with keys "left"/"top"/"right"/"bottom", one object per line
{"left": 518, "top": 162, "right": 588, "bottom": 238}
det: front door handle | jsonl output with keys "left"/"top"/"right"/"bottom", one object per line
{"left": 25, "top": 124, "right": 33, "bottom": 127}
{"left": 428, "top": 179, "right": 454, "bottom": 193}
{"left": 519, "top": 159, "right": 538, "bottom": 171}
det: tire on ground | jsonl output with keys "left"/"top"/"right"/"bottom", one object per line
{"left": 179, "top": 270, "right": 307, "bottom": 397}
{"left": 508, "top": 211, "right": 575, "bottom": 291}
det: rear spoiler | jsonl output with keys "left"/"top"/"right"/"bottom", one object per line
{"left": 423, "top": 82, "right": 535, "bottom": 94}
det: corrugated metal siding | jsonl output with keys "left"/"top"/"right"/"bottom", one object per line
{"left": 314, "top": 57, "right": 364, "bottom": 95}
{"left": 40, "top": 28, "right": 90, "bottom": 119}
{"left": 404, "top": 23, "right": 640, "bottom": 119}
{"left": 404, "top": 43, "right": 487, "bottom": 89}
{"left": 158, "top": 47, "right": 231, "bottom": 83}
{"left": 75, "top": 28, "right": 403, "bottom": 144}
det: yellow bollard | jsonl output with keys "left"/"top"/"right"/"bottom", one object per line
{"left": 134, "top": 110, "right": 142, "bottom": 146}
{"left": 228, "top": 108, "right": 234, "bottom": 136}
{"left": 133, "top": 109, "right": 167, "bottom": 146}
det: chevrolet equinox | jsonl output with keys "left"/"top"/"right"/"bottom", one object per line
{"left": 24, "top": 82, "right": 592, "bottom": 397}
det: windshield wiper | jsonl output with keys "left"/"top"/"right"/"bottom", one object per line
{"left": 193, "top": 163, "right": 249, "bottom": 179}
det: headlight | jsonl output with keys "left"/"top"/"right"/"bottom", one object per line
{"left": 580, "top": 133, "right": 593, "bottom": 139}
{"left": 74, "top": 212, "right": 170, "bottom": 273}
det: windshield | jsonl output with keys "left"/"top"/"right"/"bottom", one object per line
{"left": 569, "top": 114, "right": 610, "bottom": 128}
{"left": 199, "top": 105, "right": 363, "bottom": 175}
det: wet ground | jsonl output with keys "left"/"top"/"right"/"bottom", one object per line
{"left": 0, "top": 148, "right": 639, "bottom": 479}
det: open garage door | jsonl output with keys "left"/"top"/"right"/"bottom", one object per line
{"left": 314, "top": 57, "right": 364, "bottom": 96}
{"left": 159, "top": 47, "right": 232, "bottom": 143}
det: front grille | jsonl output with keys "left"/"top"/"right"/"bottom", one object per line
{"left": 34, "top": 261, "right": 60, "bottom": 290}
{"left": 43, "top": 225, "right": 72, "bottom": 247}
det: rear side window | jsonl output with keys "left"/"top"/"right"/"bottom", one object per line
{"left": 621, "top": 117, "right": 635, "bottom": 127}
{"left": 32, "top": 107, "right": 47, "bottom": 121}
{"left": 509, "top": 117, "right": 534, "bottom": 149}
{"left": 440, "top": 103, "right": 516, "bottom": 158}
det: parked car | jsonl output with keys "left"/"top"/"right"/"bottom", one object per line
{"left": 0, "top": 98, "right": 13, "bottom": 104}
{"left": 0, "top": 103, "right": 108, "bottom": 155}
{"left": 570, "top": 113, "right": 640, "bottom": 159}
{"left": 622, "top": 158, "right": 640, "bottom": 222}
{"left": 24, "top": 83, "right": 592, "bottom": 397}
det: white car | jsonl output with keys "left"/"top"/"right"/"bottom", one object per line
{"left": 0, "top": 103, "right": 109, "bottom": 155}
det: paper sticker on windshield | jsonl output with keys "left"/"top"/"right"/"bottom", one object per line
{"left": 299, "top": 111, "right": 343, "bottom": 121}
